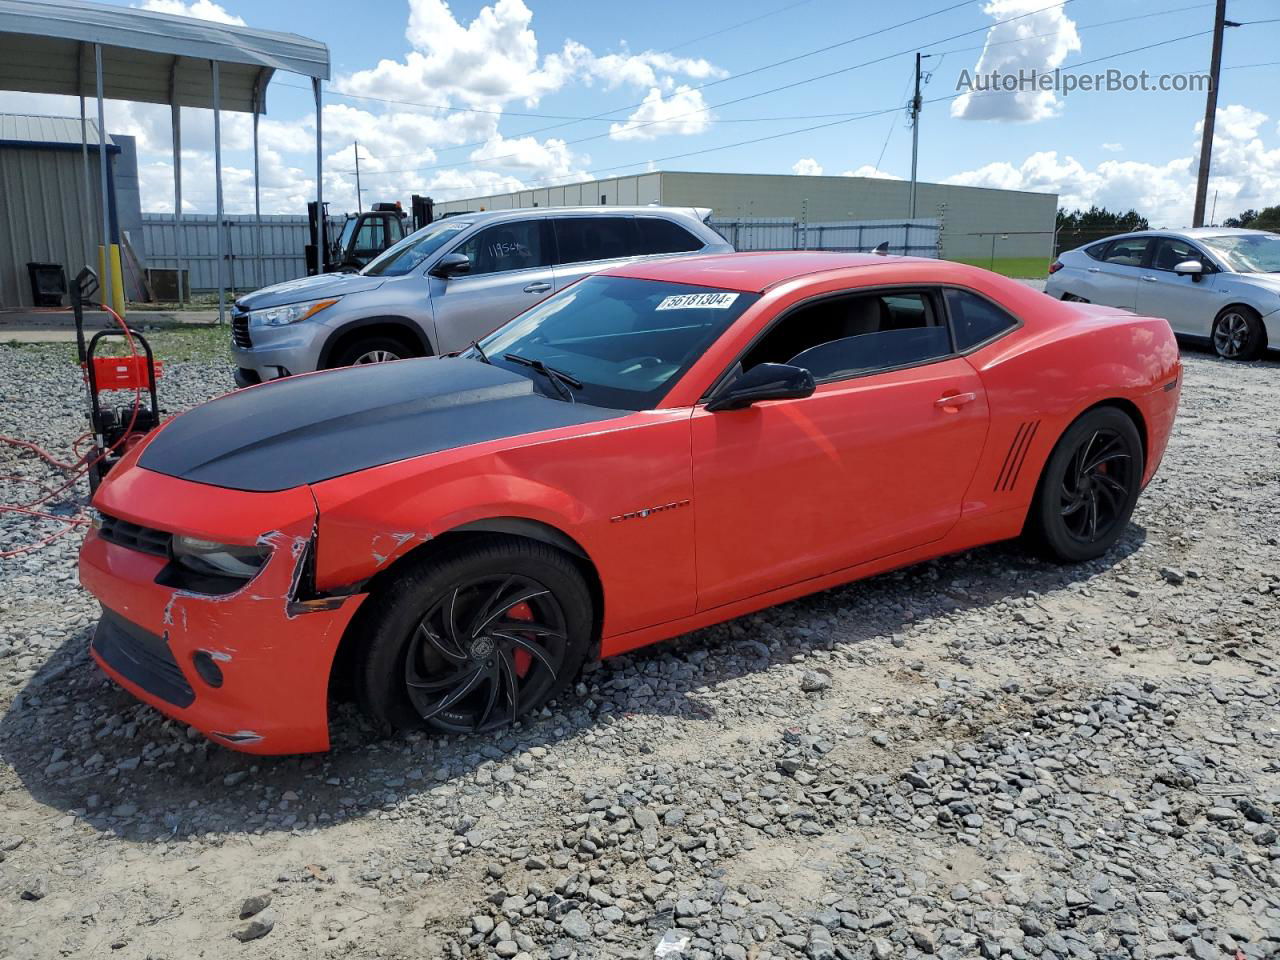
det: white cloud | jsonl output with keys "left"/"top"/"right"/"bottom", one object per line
{"left": 137, "top": 0, "right": 245, "bottom": 25}
{"left": 609, "top": 86, "right": 712, "bottom": 141}
{"left": 944, "top": 104, "right": 1280, "bottom": 225}
{"left": 950, "top": 0, "right": 1082, "bottom": 123}
{"left": 792, "top": 157, "right": 823, "bottom": 176}
{"left": 1101, "top": 143, "right": 1123, "bottom": 152}
{"left": 841, "top": 165, "right": 902, "bottom": 180}
{"left": 583, "top": 48, "right": 727, "bottom": 91}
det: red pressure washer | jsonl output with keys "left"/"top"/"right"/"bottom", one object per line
{"left": 70, "top": 267, "right": 163, "bottom": 493}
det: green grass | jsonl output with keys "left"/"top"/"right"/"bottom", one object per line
{"left": 948, "top": 256, "right": 1052, "bottom": 279}
{"left": 5, "top": 324, "right": 229, "bottom": 365}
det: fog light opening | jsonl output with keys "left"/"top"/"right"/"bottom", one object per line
{"left": 192, "top": 650, "right": 224, "bottom": 688}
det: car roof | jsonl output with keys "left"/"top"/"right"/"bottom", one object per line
{"left": 599, "top": 251, "right": 949, "bottom": 293}
{"left": 442, "top": 205, "right": 709, "bottom": 224}
{"left": 1083, "top": 227, "right": 1272, "bottom": 244}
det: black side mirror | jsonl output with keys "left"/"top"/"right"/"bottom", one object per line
{"left": 706, "top": 362, "right": 816, "bottom": 412}
{"left": 430, "top": 253, "right": 471, "bottom": 278}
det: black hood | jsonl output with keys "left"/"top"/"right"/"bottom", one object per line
{"left": 138, "top": 358, "right": 624, "bottom": 492}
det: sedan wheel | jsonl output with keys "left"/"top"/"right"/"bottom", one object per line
{"left": 1027, "top": 407, "right": 1144, "bottom": 563}
{"left": 1212, "top": 308, "right": 1264, "bottom": 361}
{"left": 355, "top": 536, "right": 593, "bottom": 736}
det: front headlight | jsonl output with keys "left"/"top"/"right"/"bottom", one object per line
{"left": 172, "top": 535, "right": 269, "bottom": 579}
{"left": 247, "top": 297, "right": 340, "bottom": 328}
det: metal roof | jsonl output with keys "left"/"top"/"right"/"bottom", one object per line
{"left": 0, "top": 0, "right": 330, "bottom": 114}
{"left": 0, "top": 112, "right": 112, "bottom": 147}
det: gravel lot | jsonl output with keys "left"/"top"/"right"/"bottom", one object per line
{"left": 0, "top": 329, "right": 1277, "bottom": 960}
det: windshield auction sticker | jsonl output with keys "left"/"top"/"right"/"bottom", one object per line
{"left": 655, "top": 292, "right": 740, "bottom": 311}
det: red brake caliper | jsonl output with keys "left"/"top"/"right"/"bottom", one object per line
{"left": 506, "top": 601, "right": 534, "bottom": 676}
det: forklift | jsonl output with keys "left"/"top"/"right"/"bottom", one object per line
{"left": 305, "top": 195, "right": 435, "bottom": 275}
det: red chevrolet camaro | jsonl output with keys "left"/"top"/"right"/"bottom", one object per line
{"left": 79, "top": 253, "right": 1181, "bottom": 754}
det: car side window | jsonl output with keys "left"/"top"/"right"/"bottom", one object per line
{"left": 1101, "top": 237, "right": 1150, "bottom": 266}
{"left": 553, "top": 217, "right": 639, "bottom": 264}
{"left": 944, "top": 289, "right": 1019, "bottom": 351}
{"left": 1151, "top": 237, "right": 1210, "bottom": 273}
{"left": 455, "top": 220, "right": 550, "bottom": 275}
{"left": 740, "top": 290, "right": 951, "bottom": 382}
{"left": 1084, "top": 241, "right": 1110, "bottom": 261}
{"left": 636, "top": 218, "right": 703, "bottom": 254}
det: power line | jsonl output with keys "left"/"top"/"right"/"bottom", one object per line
{"left": 657, "top": 0, "right": 817, "bottom": 53}
{"left": 425, "top": 29, "right": 1217, "bottom": 201}
{"left": 359, "top": 0, "right": 1082, "bottom": 178}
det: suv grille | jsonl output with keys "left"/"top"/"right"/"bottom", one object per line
{"left": 231, "top": 311, "right": 252, "bottom": 348}
{"left": 98, "top": 513, "right": 172, "bottom": 557}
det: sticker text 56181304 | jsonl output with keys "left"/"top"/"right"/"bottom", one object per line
{"left": 655, "top": 292, "right": 740, "bottom": 311}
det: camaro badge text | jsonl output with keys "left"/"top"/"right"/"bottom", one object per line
{"left": 610, "top": 499, "right": 691, "bottom": 523}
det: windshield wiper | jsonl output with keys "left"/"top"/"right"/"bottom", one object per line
{"left": 465, "top": 339, "right": 491, "bottom": 364}
{"left": 503, "top": 353, "right": 582, "bottom": 402}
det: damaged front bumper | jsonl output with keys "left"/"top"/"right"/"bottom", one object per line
{"left": 78, "top": 462, "right": 366, "bottom": 754}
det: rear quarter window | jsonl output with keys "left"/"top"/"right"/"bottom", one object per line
{"left": 1084, "top": 241, "right": 1110, "bottom": 261}
{"left": 636, "top": 218, "right": 703, "bottom": 254}
{"left": 944, "top": 289, "right": 1019, "bottom": 351}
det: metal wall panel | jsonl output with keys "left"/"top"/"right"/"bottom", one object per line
{"left": 0, "top": 145, "right": 106, "bottom": 307}
{"left": 141, "top": 213, "right": 323, "bottom": 294}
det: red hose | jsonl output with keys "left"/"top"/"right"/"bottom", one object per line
{"left": 1, "top": 303, "right": 144, "bottom": 558}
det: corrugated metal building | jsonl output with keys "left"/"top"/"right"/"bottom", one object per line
{"left": 0, "top": 113, "right": 144, "bottom": 307}
{"left": 433, "top": 171, "right": 1058, "bottom": 261}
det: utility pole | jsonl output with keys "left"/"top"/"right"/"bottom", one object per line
{"left": 908, "top": 52, "right": 932, "bottom": 220}
{"left": 1192, "top": 0, "right": 1239, "bottom": 227}
{"left": 353, "top": 141, "right": 363, "bottom": 214}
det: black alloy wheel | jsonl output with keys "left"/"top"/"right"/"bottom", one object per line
{"left": 355, "top": 536, "right": 592, "bottom": 736}
{"left": 403, "top": 574, "right": 567, "bottom": 733}
{"left": 1028, "top": 407, "right": 1144, "bottom": 563}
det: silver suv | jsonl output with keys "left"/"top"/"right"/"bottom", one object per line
{"left": 231, "top": 206, "right": 732, "bottom": 385}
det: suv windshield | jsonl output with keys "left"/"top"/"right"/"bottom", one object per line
{"left": 1198, "top": 233, "right": 1280, "bottom": 273}
{"left": 361, "top": 220, "right": 471, "bottom": 276}
{"left": 478, "top": 275, "right": 759, "bottom": 410}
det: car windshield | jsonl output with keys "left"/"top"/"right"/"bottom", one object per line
{"left": 477, "top": 275, "right": 759, "bottom": 410}
{"left": 1198, "top": 233, "right": 1280, "bottom": 273}
{"left": 361, "top": 220, "right": 471, "bottom": 276}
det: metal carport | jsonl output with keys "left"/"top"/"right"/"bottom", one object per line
{"left": 0, "top": 0, "right": 329, "bottom": 320}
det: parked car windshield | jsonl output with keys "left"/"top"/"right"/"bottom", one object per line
{"left": 361, "top": 220, "right": 471, "bottom": 276}
{"left": 478, "top": 275, "right": 759, "bottom": 410}
{"left": 1198, "top": 233, "right": 1280, "bottom": 273}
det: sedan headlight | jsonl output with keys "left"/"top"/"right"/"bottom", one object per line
{"left": 172, "top": 535, "right": 269, "bottom": 580}
{"left": 246, "top": 297, "right": 340, "bottom": 328}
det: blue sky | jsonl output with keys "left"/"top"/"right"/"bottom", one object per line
{"left": 8, "top": 0, "right": 1278, "bottom": 225}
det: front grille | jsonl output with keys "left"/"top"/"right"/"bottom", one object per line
{"left": 92, "top": 608, "right": 195, "bottom": 709}
{"left": 231, "top": 312, "right": 252, "bottom": 348}
{"left": 98, "top": 513, "right": 172, "bottom": 557}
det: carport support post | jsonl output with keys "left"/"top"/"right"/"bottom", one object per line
{"left": 212, "top": 59, "right": 226, "bottom": 324}
{"left": 94, "top": 44, "right": 113, "bottom": 316}
{"left": 170, "top": 61, "right": 185, "bottom": 304}
{"left": 253, "top": 107, "right": 262, "bottom": 289}
{"left": 313, "top": 76, "right": 323, "bottom": 267}
{"left": 79, "top": 95, "right": 92, "bottom": 266}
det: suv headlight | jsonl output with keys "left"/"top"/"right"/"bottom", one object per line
{"left": 247, "top": 297, "right": 340, "bottom": 328}
{"left": 172, "top": 535, "right": 269, "bottom": 579}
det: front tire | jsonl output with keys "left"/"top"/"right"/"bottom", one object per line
{"left": 354, "top": 536, "right": 593, "bottom": 735}
{"left": 1211, "top": 307, "right": 1265, "bottom": 361}
{"left": 1027, "top": 407, "right": 1144, "bottom": 563}
{"left": 332, "top": 334, "right": 418, "bottom": 368}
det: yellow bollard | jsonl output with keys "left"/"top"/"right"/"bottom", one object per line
{"left": 96, "top": 244, "right": 127, "bottom": 318}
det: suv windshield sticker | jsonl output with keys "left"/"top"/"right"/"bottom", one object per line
{"left": 655, "top": 292, "right": 740, "bottom": 311}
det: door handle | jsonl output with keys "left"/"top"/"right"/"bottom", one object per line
{"left": 523, "top": 281, "right": 552, "bottom": 293}
{"left": 935, "top": 391, "right": 978, "bottom": 410}
{"left": 1087, "top": 267, "right": 1100, "bottom": 273}
{"left": 1141, "top": 275, "right": 1157, "bottom": 282}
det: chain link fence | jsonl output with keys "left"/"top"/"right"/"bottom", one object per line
{"left": 710, "top": 217, "right": 940, "bottom": 257}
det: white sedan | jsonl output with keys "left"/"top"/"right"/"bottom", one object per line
{"left": 1046, "top": 228, "right": 1280, "bottom": 360}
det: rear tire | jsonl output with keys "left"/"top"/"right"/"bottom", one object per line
{"left": 332, "top": 334, "right": 418, "bottom": 368}
{"left": 1027, "top": 407, "right": 1144, "bottom": 564}
{"left": 354, "top": 536, "right": 593, "bottom": 735}
{"left": 1211, "top": 306, "right": 1265, "bottom": 361}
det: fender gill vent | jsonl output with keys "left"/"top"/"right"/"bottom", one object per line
{"left": 995, "top": 420, "right": 1040, "bottom": 492}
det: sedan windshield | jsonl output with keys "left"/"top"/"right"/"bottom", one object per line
{"left": 361, "top": 219, "right": 471, "bottom": 276}
{"left": 1199, "top": 233, "right": 1280, "bottom": 273}
{"left": 478, "top": 275, "right": 759, "bottom": 410}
